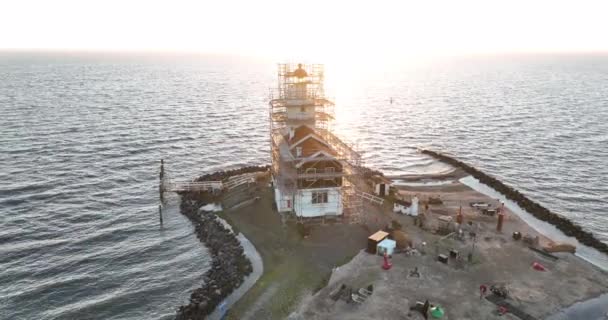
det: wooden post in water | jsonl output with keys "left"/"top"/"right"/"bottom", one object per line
{"left": 159, "top": 204, "right": 163, "bottom": 225}
{"left": 159, "top": 159, "right": 165, "bottom": 203}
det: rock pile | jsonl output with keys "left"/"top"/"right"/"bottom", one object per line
{"left": 358, "top": 165, "right": 386, "bottom": 180}
{"left": 194, "top": 165, "right": 270, "bottom": 182}
{"left": 175, "top": 192, "right": 253, "bottom": 319}
{"left": 421, "top": 149, "right": 608, "bottom": 255}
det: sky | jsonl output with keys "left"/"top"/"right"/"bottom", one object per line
{"left": 1, "top": 0, "right": 607, "bottom": 62}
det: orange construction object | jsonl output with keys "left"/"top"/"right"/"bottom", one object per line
{"left": 497, "top": 212, "right": 504, "bottom": 232}
{"left": 456, "top": 206, "right": 463, "bottom": 224}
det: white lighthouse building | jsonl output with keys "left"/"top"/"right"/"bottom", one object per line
{"left": 269, "top": 64, "right": 364, "bottom": 220}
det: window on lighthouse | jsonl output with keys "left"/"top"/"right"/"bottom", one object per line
{"left": 312, "top": 191, "right": 328, "bottom": 204}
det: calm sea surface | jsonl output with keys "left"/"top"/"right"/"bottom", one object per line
{"left": 1, "top": 52, "right": 607, "bottom": 319}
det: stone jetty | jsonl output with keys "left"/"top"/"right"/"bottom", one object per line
{"left": 193, "top": 165, "right": 270, "bottom": 183}
{"left": 421, "top": 149, "right": 608, "bottom": 255}
{"left": 175, "top": 194, "right": 252, "bottom": 319}
{"left": 174, "top": 165, "right": 269, "bottom": 320}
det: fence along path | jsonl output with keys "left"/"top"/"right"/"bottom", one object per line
{"left": 163, "top": 173, "right": 257, "bottom": 193}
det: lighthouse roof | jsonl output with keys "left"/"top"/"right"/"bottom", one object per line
{"left": 287, "top": 125, "right": 338, "bottom": 158}
{"left": 289, "top": 125, "right": 316, "bottom": 143}
{"left": 292, "top": 63, "right": 308, "bottom": 78}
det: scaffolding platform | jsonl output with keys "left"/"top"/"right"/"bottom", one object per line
{"left": 269, "top": 63, "right": 374, "bottom": 221}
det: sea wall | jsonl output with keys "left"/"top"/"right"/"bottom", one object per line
{"left": 421, "top": 149, "right": 608, "bottom": 255}
{"left": 175, "top": 194, "right": 252, "bottom": 319}
{"left": 358, "top": 165, "right": 386, "bottom": 179}
{"left": 175, "top": 165, "right": 269, "bottom": 320}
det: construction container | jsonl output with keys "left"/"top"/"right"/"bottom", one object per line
{"left": 377, "top": 239, "right": 396, "bottom": 256}
{"left": 367, "top": 230, "right": 389, "bottom": 254}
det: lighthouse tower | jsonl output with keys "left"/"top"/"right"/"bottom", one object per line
{"left": 269, "top": 63, "right": 362, "bottom": 220}
{"left": 273, "top": 63, "right": 332, "bottom": 131}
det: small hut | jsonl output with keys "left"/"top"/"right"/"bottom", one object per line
{"left": 371, "top": 175, "right": 392, "bottom": 197}
{"left": 367, "top": 230, "right": 389, "bottom": 254}
{"left": 394, "top": 199, "right": 411, "bottom": 214}
{"left": 393, "top": 196, "right": 419, "bottom": 216}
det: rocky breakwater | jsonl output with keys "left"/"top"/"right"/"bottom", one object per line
{"left": 193, "top": 165, "right": 270, "bottom": 182}
{"left": 175, "top": 165, "right": 269, "bottom": 319}
{"left": 421, "top": 149, "right": 608, "bottom": 255}
{"left": 175, "top": 194, "right": 252, "bottom": 319}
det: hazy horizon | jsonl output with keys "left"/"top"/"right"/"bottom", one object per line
{"left": 2, "top": 0, "right": 608, "bottom": 63}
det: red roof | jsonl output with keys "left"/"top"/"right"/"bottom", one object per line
{"left": 296, "top": 138, "right": 337, "bottom": 157}
{"left": 288, "top": 125, "right": 316, "bottom": 145}
{"left": 288, "top": 125, "right": 338, "bottom": 158}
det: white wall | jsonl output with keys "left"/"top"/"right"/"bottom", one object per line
{"left": 393, "top": 196, "right": 419, "bottom": 216}
{"left": 286, "top": 106, "right": 314, "bottom": 120}
{"left": 274, "top": 185, "right": 292, "bottom": 213}
{"left": 294, "top": 187, "right": 342, "bottom": 217}
{"left": 394, "top": 203, "right": 408, "bottom": 213}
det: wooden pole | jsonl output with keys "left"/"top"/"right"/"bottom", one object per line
{"left": 497, "top": 212, "right": 504, "bottom": 232}
{"left": 159, "top": 159, "right": 165, "bottom": 203}
{"left": 159, "top": 204, "right": 163, "bottom": 225}
{"left": 456, "top": 206, "right": 463, "bottom": 224}
{"left": 160, "top": 158, "right": 165, "bottom": 179}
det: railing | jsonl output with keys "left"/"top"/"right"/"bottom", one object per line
{"left": 318, "top": 129, "right": 362, "bottom": 166}
{"left": 223, "top": 173, "right": 257, "bottom": 190}
{"left": 270, "top": 86, "right": 322, "bottom": 101}
{"left": 297, "top": 171, "right": 345, "bottom": 180}
{"left": 355, "top": 190, "right": 384, "bottom": 206}
{"left": 270, "top": 97, "right": 334, "bottom": 108}
{"left": 164, "top": 180, "right": 223, "bottom": 192}
{"left": 271, "top": 111, "right": 334, "bottom": 121}
{"left": 162, "top": 172, "right": 257, "bottom": 193}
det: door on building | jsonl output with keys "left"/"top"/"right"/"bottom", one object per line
{"left": 379, "top": 183, "right": 386, "bottom": 197}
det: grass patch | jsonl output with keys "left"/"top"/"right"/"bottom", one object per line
{"left": 216, "top": 210, "right": 241, "bottom": 235}
{"left": 313, "top": 251, "right": 359, "bottom": 294}
{"left": 313, "top": 272, "right": 332, "bottom": 294}
{"left": 218, "top": 186, "right": 367, "bottom": 319}
{"left": 225, "top": 257, "right": 318, "bottom": 319}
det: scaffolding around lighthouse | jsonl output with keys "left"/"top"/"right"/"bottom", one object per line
{"left": 269, "top": 63, "right": 379, "bottom": 222}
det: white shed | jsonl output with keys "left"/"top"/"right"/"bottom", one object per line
{"left": 393, "top": 199, "right": 411, "bottom": 214}
{"left": 371, "top": 175, "right": 392, "bottom": 197}
{"left": 393, "top": 196, "right": 419, "bottom": 216}
{"left": 377, "top": 239, "right": 397, "bottom": 256}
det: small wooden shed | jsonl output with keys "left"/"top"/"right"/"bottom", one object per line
{"left": 367, "top": 230, "right": 389, "bottom": 254}
{"left": 371, "top": 175, "right": 392, "bottom": 197}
